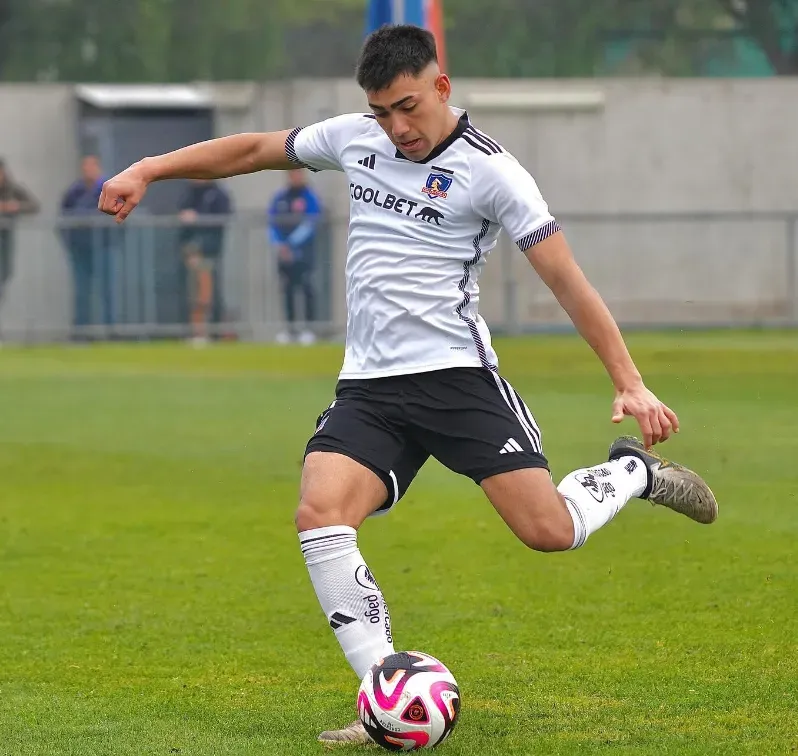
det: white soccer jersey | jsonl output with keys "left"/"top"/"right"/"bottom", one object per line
{"left": 286, "top": 108, "right": 560, "bottom": 379}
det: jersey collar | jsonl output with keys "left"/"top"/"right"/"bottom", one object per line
{"left": 394, "top": 110, "right": 469, "bottom": 164}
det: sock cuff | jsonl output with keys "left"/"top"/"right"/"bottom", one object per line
{"left": 608, "top": 450, "right": 652, "bottom": 499}
{"left": 298, "top": 525, "right": 357, "bottom": 544}
{"left": 609, "top": 456, "right": 650, "bottom": 499}
{"left": 563, "top": 496, "right": 588, "bottom": 550}
{"left": 299, "top": 525, "right": 358, "bottom": 565}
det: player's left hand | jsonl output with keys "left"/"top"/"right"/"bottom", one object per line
{"left": 611, "top": 384, "right": 679, "bottom": 449}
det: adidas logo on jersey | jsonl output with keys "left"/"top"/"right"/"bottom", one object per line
{"left": 357, "top": 154, "right": 376, "bottom": 169}
{"left": 499, "top": 438, "right": 523, "bottom": 454}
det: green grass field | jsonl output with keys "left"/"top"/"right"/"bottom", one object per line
{"left": 1, "top": 332, "right": 797, "bottom": 755}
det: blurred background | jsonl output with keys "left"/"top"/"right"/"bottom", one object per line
{"left": 0, "top": 0, "right": 797, "bottom": 346}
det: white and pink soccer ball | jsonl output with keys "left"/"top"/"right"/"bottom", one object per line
{"left": 357, "top": 651, "right": 461, "bottom": 751}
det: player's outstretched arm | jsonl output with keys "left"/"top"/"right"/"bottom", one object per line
{"left": 98, "top": 130, "right": 296, "bottom": 223}
{"left": 526, "top": 232, "right": 679, "bottom": 448}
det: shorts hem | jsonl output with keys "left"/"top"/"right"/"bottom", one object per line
{"left": 471, "top": 456, "right": 550, "bottom": 485}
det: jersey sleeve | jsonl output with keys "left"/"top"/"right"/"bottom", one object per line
{"left": 286, "top": 113, "right": 370, "bottom": 173}
{"left": 470, "top": 152, "right": 560, "bottom": 251}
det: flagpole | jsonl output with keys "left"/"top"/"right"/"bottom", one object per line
{"left": 427, "top": 0, "right": 447, "bottom": 74}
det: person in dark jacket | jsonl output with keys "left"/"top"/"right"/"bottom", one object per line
{"left": 60, "top": 155, "right": 114, "bottom": 336}
{"left": 178, "top": 179, "right": 232, "bottom": 345}
{"left": 268, "top": 169, "right": 322, "bottom": 345}
{"left": 0, "top": 159, "right": 39, "bottom": 333}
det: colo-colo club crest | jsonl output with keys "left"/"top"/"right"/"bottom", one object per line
{"left": 422, "top": 170, "right": 453, "bottom": 199}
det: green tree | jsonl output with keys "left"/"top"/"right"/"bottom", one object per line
{"left": 0, "top": 0, "right": 365, "bottom": 82}
{"left": 1, "top": 0, "right": 795, "bottom": 82}
{"left": 715, "top": 0, "right": 798, "bottom": 74}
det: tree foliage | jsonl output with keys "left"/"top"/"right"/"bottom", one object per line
{"left": 0, "top": 0, "right": 795, "bottom": 82}
{"left": 715, "top": 0, "right": 798, "bottom": 74}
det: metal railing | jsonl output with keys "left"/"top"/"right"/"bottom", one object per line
{"left": 0, "top": 212, "right": 338, "bottom": 343}
{"left": 0, "top": 211, "right": 796, "bottom": 344}
{"left": 496, "top": 211, "right": 798, "bottom": 334}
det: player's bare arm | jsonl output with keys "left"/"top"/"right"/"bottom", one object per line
{"left": 98, "top": 130, "right": 296, "bottom": 223}
{"left": 526, "top": 231, "right": 679, "bottom": 449}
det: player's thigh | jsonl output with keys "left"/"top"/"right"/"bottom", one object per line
{"left": 407, "top": 369, "right": 572, "bottom": 549}
{"left": 298, "top": 450, "right": 387, "bottom": 530}
{"left": 297, "top": 382, "right": 429, "bottom": 531}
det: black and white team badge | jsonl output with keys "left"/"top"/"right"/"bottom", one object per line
{"left": 422, "top": 168, "right": 454, "bottom": 199}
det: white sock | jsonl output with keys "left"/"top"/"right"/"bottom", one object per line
{"left": 299, "top": 526, "right": 395, "bottom": 680}
{"left": 558, "top": 456, "right": 648, "bottom": 549}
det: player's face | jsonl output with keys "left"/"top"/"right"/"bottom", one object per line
{"left": 366, "top": 65, "right": 455, "bottom": 160}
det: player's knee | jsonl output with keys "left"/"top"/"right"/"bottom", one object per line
{"left": 294, "top": 493, "right": 345, "bottom": 533}
{"left": 516, "top": 517, "right": 574, "bottom": 553}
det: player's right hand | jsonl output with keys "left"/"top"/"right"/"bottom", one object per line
{"left": 611, "top": 384, "right": 679, "bottom": 449}
{"left": 98, "top": 166, "right": 149, "bottom": 223}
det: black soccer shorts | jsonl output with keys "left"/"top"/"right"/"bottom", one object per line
{"left": 305, "top": 367, "right": 549, "bottom": 513}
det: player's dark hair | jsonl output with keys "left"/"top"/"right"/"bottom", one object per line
{"left": 356, "top": 24, "right": 438, "bottom": 92}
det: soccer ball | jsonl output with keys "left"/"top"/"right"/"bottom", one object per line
{"left": 357, "top": 650, "right": 460, "bottom": 751}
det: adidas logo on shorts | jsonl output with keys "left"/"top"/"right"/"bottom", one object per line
{"left": 499, "top": 438, "right": 523, "bottom": 454}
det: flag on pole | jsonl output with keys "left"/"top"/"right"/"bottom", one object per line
{"left": 365, "top": 0, "right": 447, "bottom": 73}
{"left": 425, "top": 0, "right": 447, "bottom": 75}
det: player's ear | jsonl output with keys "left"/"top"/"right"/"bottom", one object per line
{"left": 435, "top": 74, "right": 452, "bottom": 104}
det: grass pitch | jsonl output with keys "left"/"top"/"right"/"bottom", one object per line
{"left": 0, "top": 332, "right": 796, "bottom": 755}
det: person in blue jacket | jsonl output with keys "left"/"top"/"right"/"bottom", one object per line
{"left": 268, "top": 169, "right": 322, "bottom": 344}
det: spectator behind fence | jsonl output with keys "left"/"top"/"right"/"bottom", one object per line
{"left": 60, "top": 155, "right": 114, "bottom": 339}
{"left": 0, "top": 158, "right": 39, "bottom": 339}
{"left": 268, "top": 168, "right": 322, "bottom": 345}
{"left": 178, "top": 179, "right": 232, "bottom": 346}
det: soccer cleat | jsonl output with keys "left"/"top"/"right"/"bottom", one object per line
{"left": 317, "top": 719, "right": 371, "bottom": 745}
{"left": 608, "top": 436, "right": 718, "bottom": 524}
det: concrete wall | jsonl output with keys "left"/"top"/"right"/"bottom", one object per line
{"left": 1, "top": 77, "right": 797, "bottom": 340}
{"left": 0, "top": 86, "right": 79, "bottom": 336}
{"left": 227, "top": 77, "right": 798, "bottom": 215}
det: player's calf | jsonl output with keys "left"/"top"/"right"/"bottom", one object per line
{"left": 516, "top": 516, "right": 576, "bottom": 553}
{"left": 296, "top": 451, "right": 397, "bottom": 681}
{"left": 483, "top": 459, "right": 650, "bottom": 552}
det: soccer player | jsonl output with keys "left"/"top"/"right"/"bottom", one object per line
{"left": 98, "top": 25, "right": 718, "bottom": 745}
